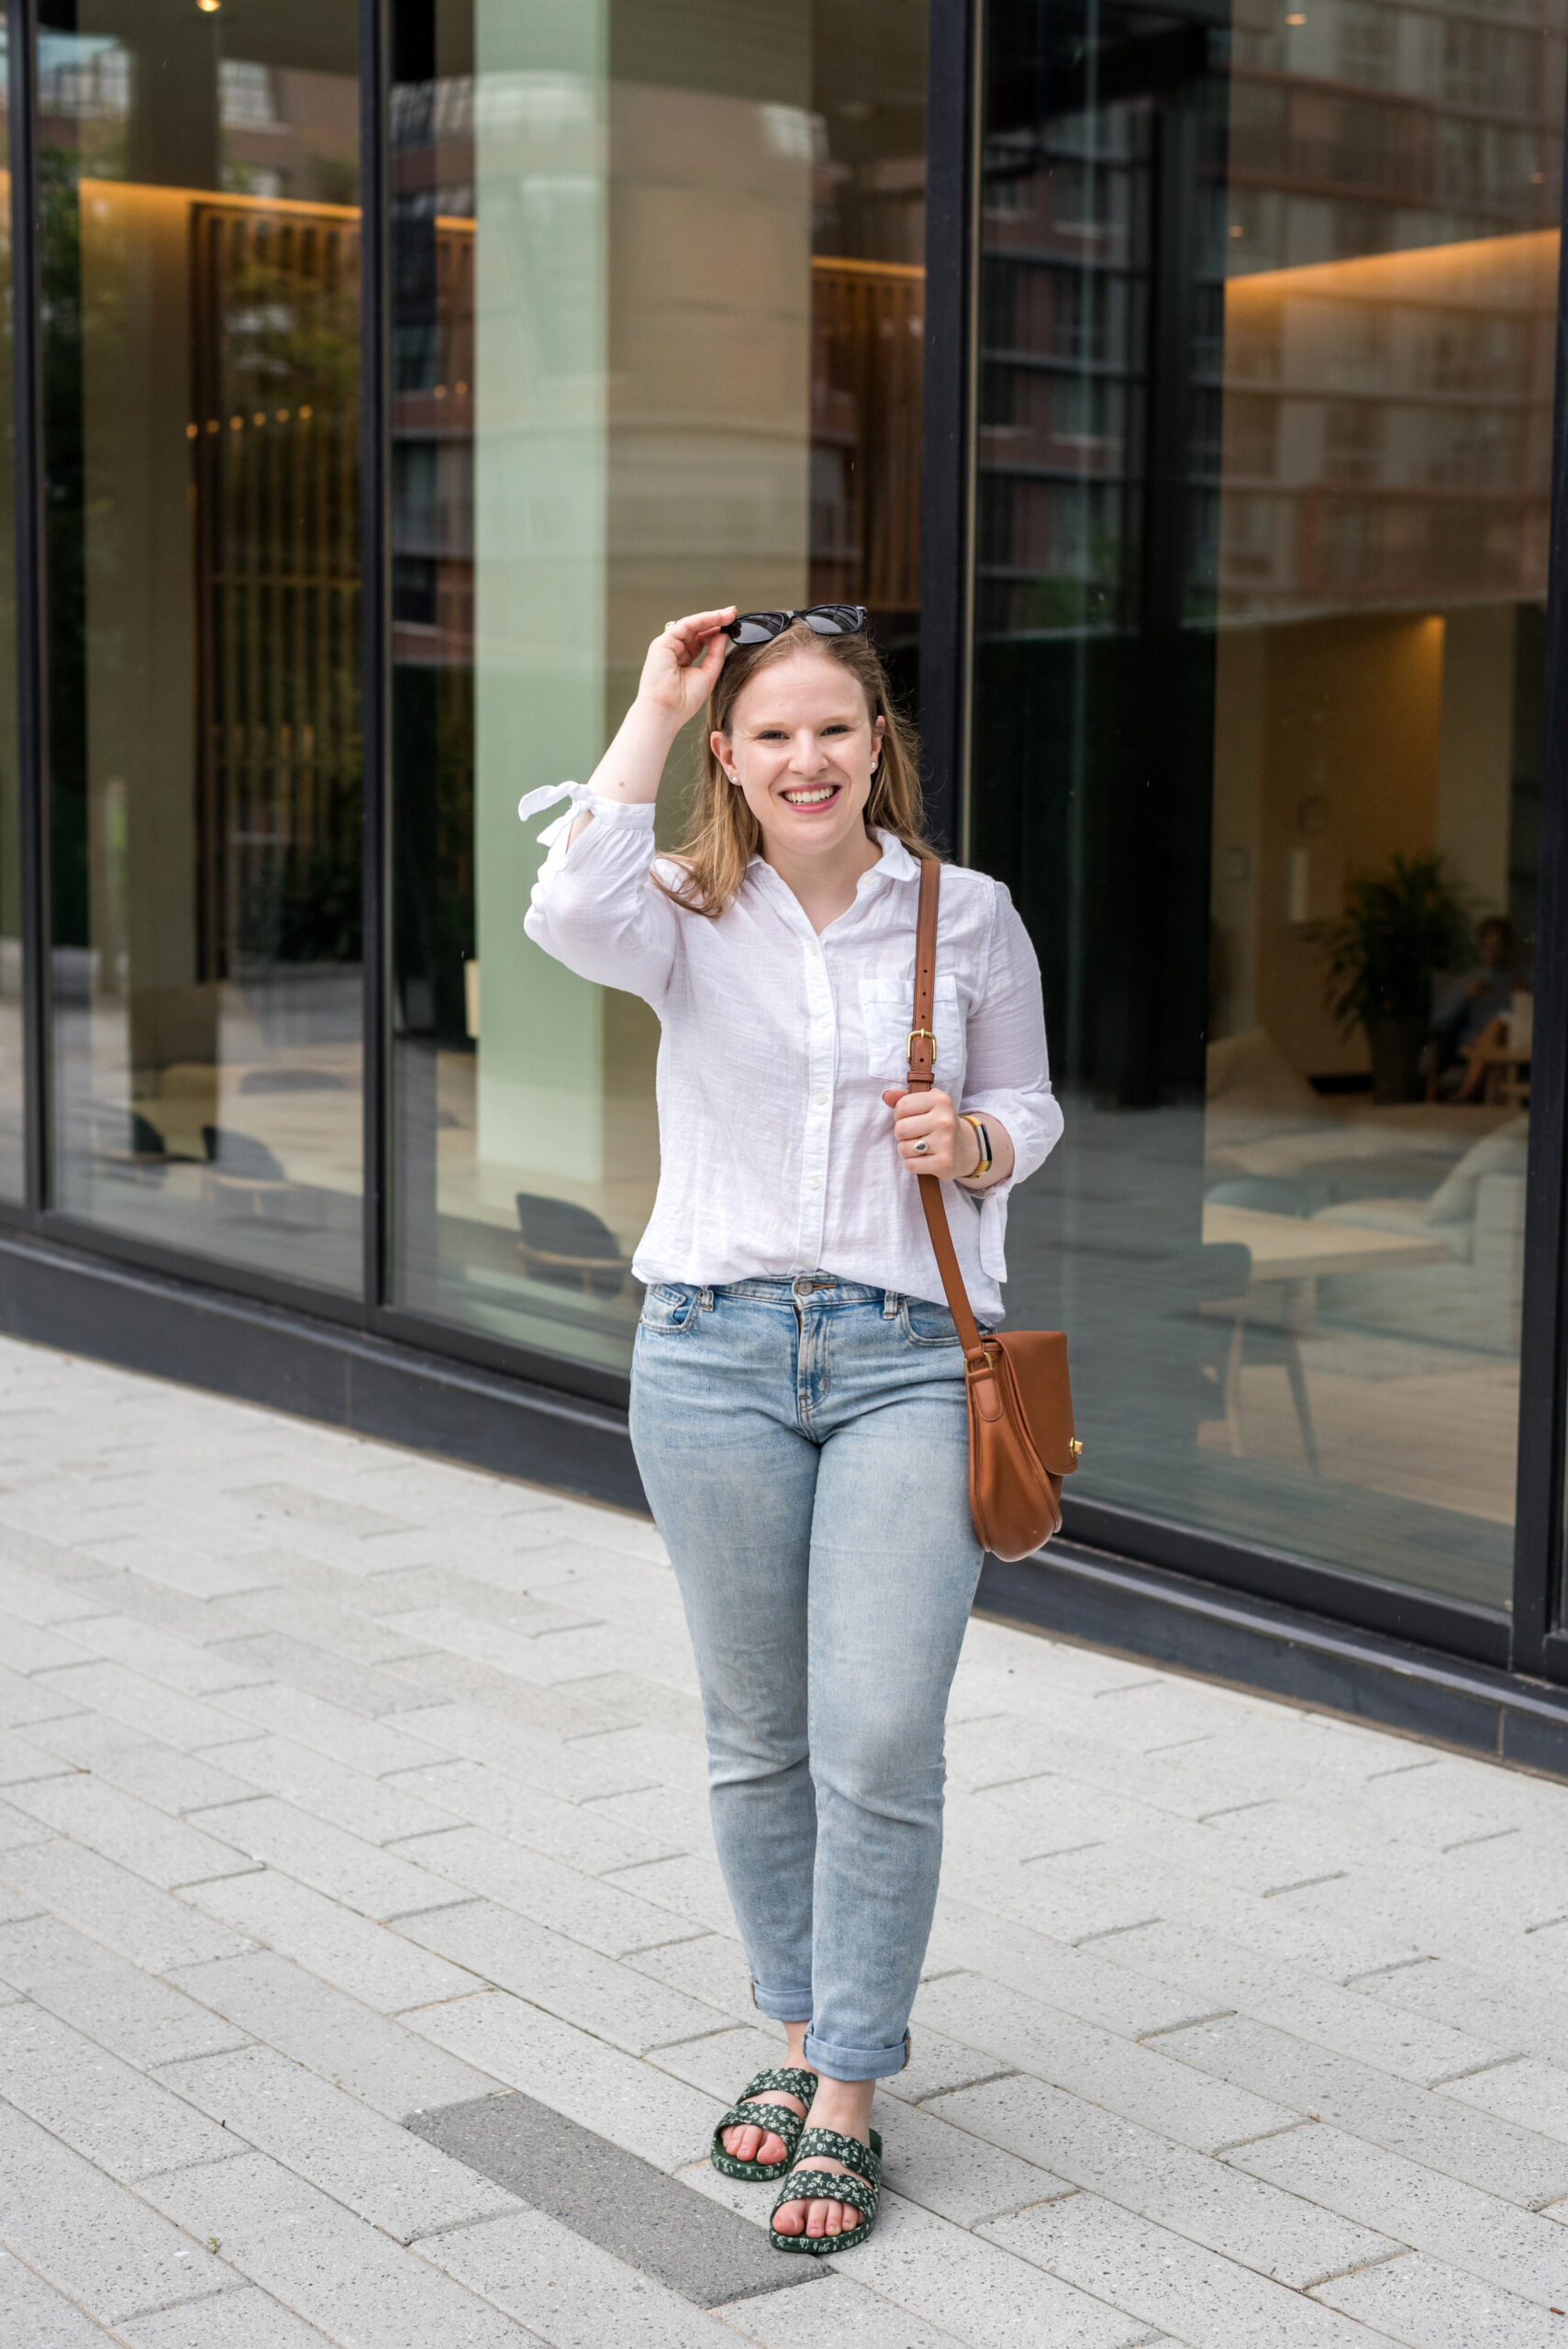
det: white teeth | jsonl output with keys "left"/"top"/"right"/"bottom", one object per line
{"left": 784, "top": 785, "right": 836, "bottom": 805}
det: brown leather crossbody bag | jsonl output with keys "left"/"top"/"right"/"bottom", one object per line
{"left": 906, "top": 856, "right": 1079, "bottom": 1561}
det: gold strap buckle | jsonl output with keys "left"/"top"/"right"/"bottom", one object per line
{"left": 906, "top": 1027, "right": 937, "bottom": 1073}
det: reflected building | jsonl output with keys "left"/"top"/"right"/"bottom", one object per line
{"left": 973, "top": 0, "right": 1562, "bottom": 1614}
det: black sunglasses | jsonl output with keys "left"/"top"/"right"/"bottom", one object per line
{"left": 723, "top": 603, "right": 868, "bottom": 645}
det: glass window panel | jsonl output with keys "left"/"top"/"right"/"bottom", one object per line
{"left": 389, "top": 0, "right": 926, "bottom": 1374}
{"left": 39, "top": 2, "right": 362, "bottom": 1288}
{"left": 973, "top": 0, "right": 1563, "bottom": 1612}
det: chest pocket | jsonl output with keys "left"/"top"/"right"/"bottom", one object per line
{"left": 859, "top": 969, "right": 967, "bottom": 1095}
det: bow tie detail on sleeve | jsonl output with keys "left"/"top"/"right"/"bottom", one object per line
{"left": 517, "top": 780, "right": 591, "bottom": 845}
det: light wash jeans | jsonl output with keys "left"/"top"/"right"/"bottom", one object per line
{"left": 628, "top": 1274, "right": 985, "bottom": 2082}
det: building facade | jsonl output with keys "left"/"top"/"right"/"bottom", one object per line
{"left": 4, "top": 0, "right": 1568, "bottom": 1765}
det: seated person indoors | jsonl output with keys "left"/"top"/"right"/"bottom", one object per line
{"left": 1430, "top": 916, "right": 1529, "bottom": 1101}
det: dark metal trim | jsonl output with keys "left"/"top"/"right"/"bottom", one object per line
{"left": 918, "top": 0, "right": 982, "bottom": 858}
{"left": 1062, "top": 1493, "right": 1513, "bottom": 1667}
{"left": 1511, "top": 98, "right": 1568, "bottom": 1669}
{"left": 0, "top": 1225, "right": 643, "bottom": 1511}
{"left": 360, "top": 0, "right": 390, "bottom": 1313}
{"left": 9, "top": 0, "right": 46, "bottom": 1217}
{"left": 370, "top": 1301, "right": 632, "bottom": 1414}
{"left": 7, "top": 1203, "right": 634, "bottom": 1411}
{"left": 1545, "top": 1626, "right": 1568, "bottom": 1684}
{"left": 979, "top": 1542, "right": 1568, "bottom": 1782}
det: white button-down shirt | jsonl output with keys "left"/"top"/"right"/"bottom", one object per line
{"left": 521, "top": 792, "right": 1062, "bottom": 1320}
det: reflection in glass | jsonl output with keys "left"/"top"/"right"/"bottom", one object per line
{"left": 974, "top": 0, "right": 1562, "bottom": 1609}
{"left": 389, "top": 2, "right": 927, "bottom": 1373}
{"left": 40, "top": 4, "right": 362, "bottom": 1287}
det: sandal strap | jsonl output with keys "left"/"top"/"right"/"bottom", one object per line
{"left": 745, "top": 2066, "right": 817, "bottom": 2105}
{"left": 772, "top": 2168, "right": 878, "bottom": 2221}
{"left": 794, "top": 2126, "right": 881, "bottom": 2186}
{"left": 715, "top": 2098, "right": 805, "bottom": 2144}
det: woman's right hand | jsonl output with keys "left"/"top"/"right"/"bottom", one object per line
{"left": 637, "top": 608, "right": 736, "bottom": 727}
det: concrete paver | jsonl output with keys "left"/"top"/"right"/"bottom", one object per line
{"left": 407, "top": 1987, "right": 731, "bottom": 2171}
{"left": 0, "top": 1839, "right": 253, "bottom": 1970}
{"left": 0, "top": 1999, "right": 235, "bottom": 2178}
{"left": 984, "top": 2192, "right": 1396, "bottom": 2348}
{"left": 0, "top": 1330, "right": 1565, "bottom": 2347}
{"left": 0, "top": 1912, "right": 252, "bottom": 2068}
{"left": 1310, "top": 2248, "right": 1568, "bottom": 2346}
{"left": 162, "top": 1944, "right": 505, "bottom": 2117}
{"left": 1155, "top": 2011, "right": 1568, "bottom": 2205}
{"left": 0, "top": 2248, "right": 120, "bottom": 2345}
{"left": 182, "top": 1865, "right": 482, "bottom": 2010}
{"left": 932, "top": 2071, "right": 1399, "bottom": 2285}
{"left": 1232, "top": 2121, "right": 1568, "bottom": 2305}
{"left": 0, "top": 2099, "right": 236, "bottom": 2324}
{"left": 119, "top": 2285, "right": 338, "bottom": 2345}
{"left": 145, "top": 2148, "right": 529, "bottom": 2347}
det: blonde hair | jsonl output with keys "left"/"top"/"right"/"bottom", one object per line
{"left": 655, "top": 620, "right": 934, "bottom": 917}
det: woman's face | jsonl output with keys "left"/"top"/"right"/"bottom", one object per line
{"left": 713, "top": 649, "right": 885, "bottom": 863}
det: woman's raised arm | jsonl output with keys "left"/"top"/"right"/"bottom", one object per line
{"left": 565, "top": 608, "right": 736, "bottom": 843}
{"left": 523, "top": 609, "right": 737, "bottom": 1003}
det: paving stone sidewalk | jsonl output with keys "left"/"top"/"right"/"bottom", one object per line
{"left": 0, "top": 1334, "right": 1566, "bottom": 2346}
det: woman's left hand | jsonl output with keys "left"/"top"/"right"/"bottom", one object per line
{"left": 882, "top": 1086, "right": 979, "bottom": 1181}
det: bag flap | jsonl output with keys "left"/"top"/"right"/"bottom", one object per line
{"left": 992, "top": 1330, "right": 1078, "bottom": 1475}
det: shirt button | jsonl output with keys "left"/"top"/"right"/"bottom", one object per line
{"left": 807, "top": 1174, "right": 821, "bottom": 1190}
{"left": 814, "top": 1090, "right": 828, "bottom": 1106}
{"left": 807, "top": 942, "right": 819, "bottom": 957}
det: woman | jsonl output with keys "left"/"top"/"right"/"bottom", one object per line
{"left": 523, "top": 604, "right": 1061, "bottom": 2254}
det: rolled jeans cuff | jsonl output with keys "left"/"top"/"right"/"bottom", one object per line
{"left": 804, "top": 2027, "right": 911, "bottom": 2083}
{"left": 751, "top": 1978, "right": 813, "bottom": 2025}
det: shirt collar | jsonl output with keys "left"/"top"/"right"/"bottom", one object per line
{"left": 870, "top": 830, "right": 921, "bottom": 884}
{"left": 746, "top": 829, "right": 921, "bottom": 886}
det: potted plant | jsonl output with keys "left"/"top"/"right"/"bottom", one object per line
{"left": 1311, "top": 851, "right": 1474, "bottom": 1102}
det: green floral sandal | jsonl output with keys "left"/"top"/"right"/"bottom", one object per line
{"left": 709, "top": 2066, "right": 818, "bottom": 2182}
{"left": 768, "top": 2124, "right": 883, "bottom": 2255}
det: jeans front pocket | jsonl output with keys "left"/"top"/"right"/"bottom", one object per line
{"left": 639, "top": 1282, "right": 706, "bottom": 1335}
{"left": 898, "top": 1297, "right": 995, "bottom": 1348}
{"left": 899, "top": 1298, "right": 961, "bottom": 1348}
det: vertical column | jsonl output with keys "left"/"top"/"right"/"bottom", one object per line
{"left": 1509, "top": 216, "right": 1568, "bottom": 1668}
{"left": 918, "top": 0, "right": 981, "bottom": 859}
{"left": 9, "top": 0, "right": 45, "bottom": 1216}
{"left": 472, "top": 0, "right": 611, "bottom": 1184}
{"left": 362, "top": 0, "right": 391, "bottom": 1308}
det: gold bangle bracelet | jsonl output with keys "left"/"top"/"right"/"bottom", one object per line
{"left": 960, "top": 1112, "right": 993, "bottom": 1178}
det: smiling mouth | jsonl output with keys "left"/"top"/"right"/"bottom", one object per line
{"left": 781, "top": 784, "right": 840, "bottom": 807}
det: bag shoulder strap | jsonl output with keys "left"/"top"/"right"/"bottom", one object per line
{"left": 908, "top": 857, "right": 985, "bottom": 1366}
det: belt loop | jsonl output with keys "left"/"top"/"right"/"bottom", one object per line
{"left": 883, "top": 1290, "right": 900, "bottom": 1319}
{"left": 699, "top": 1286, "right": 714, "bottom": 1311}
